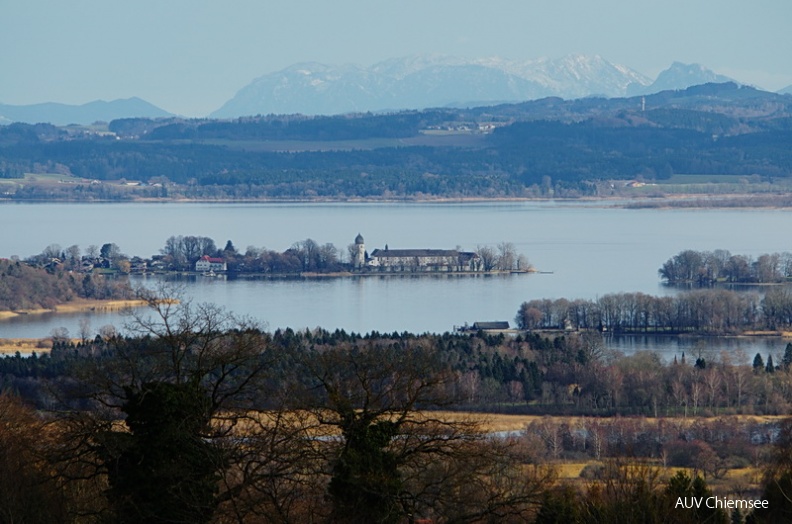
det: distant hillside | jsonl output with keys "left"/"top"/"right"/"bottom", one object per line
{"left": 0, "top": 97, "right": 173, "bottom": 126}
{"left": 2, "top": 83, "right": 791, "bottom": 201}
{"left": 211, "top": 54, "right": 652, "bottom": 117}
{"left": 780, "top": 85, "right": 792, "bottom": 95}
{"left": 627, "top": 62, "right": 735, "bottom": 96}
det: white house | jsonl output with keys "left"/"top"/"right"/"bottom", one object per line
{"left": 195, "top": 256, "right": 227, "bottom": 272}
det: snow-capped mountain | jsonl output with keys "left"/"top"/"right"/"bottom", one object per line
{"left": 211, "top": 55, "right": 653, "bottom": 117}
{"left": 506, "top": 55, "right": 651, "bottom": 99}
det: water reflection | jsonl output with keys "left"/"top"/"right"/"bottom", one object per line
{"left": 605, "top": 334, "right": 786, "bottom": 363}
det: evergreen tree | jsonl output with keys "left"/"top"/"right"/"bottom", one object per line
{"left": 783, "top": 343, "right": 792, "bottom": 370}
{"left": 101, "top": 381, "right": 220, "bottom": 524}
{"left": 748, "top": 420, "right": 792, "bottom": 523}
{"left": 766, "top": 354, "right": 775, "bottom": 373}
{"left": 535, "top": 486, "right": 581, "bottom": 524}
{"left": 327, "top": 419, "right": 402, "bottom": 523}
{"left": 753, "top": 353, "right": 765, "bottom": 372}
{"left": 665, "top": 471, "right": 728, "bottom": 524}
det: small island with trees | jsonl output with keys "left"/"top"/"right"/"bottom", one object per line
{"left": 659, "top": 249, "right": 792, "bottom": 287}
{"left": 20, "top": 234, "right": 532, "bottom": 279}
{"left": 0, "top": 234, "right": 530, "bottom": 322}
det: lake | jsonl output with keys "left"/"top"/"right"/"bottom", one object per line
{"left": 2, "top": 201, "right": 792, "bottom": 359}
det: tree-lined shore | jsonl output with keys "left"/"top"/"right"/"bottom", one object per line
{"left": 516, "top": 288, "right": 792, "bottom": 334}
{"left": 660, "top": 249, "right": 792, "bottom": 286}
{"left": 0, "top": 259, "right": 132, "bottom": 312}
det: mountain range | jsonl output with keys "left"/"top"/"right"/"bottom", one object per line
{"left": 210, "top": 56, "right": 743, "bottom": 118}
{"left": 2, "top": 55, "right": 785, "bottom": 124}
{"left": 0, "top": 97, "right": 172, "bottom": 126}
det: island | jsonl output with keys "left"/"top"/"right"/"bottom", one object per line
{"left": 17, "top": 234, "right": 534, "bottom": 281}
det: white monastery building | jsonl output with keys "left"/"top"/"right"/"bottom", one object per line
{"left": 353, "top": 234, "right": 482, "bottom": 272}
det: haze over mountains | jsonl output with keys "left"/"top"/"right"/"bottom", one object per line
{"left": 0, "top": 98, "right": 172, "bottom": 127}
{"left": 211, "top": 56, "right": 748, "bottom": 118}
{"left": 211, "top": 54, "right": 647, "bottom": 117}
{"left": 1, "top": 55, "right": 783, "bottom": 125}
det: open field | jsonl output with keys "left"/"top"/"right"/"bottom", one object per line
{"left": 618, "top": 174, "right": 792, "bottom": 198}
{"left": 0, "top": 172, "right": 80, "bottom": 185}
{"left": 658, "top": 174, "right": 772, "bottom": 185}
{"left": 0, "top": 337, "right": 52, "bottom": 354}
{"left": 427, "top": 411, "right": 774, "bottom": 494}
{"left": 428, "top": 411, "right": 785, "bottom": 433}
{"left": 179, "top": 132, "right": 489, "bottom": 152}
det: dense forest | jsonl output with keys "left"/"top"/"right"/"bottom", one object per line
{"left": 9, "top": 318, "right": 792, "bottom": 416}
{"left": 2, "top": 296, "right": 792, "bottom": 522}
{"left": 2, "top": 83, "right": 791, "bottom": 200}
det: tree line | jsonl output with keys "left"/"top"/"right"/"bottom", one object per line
{"left": 516, "top": 288, "right": 792, "bottom": 334}
{"left": 659, "top": 249, "right": 792, "bottom": 286}
{"left": 158, "top": 236, "right": 347, "bottom": 273}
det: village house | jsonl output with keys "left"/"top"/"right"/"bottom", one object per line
{"left": 195, "top": 256, "right": 227, "bottom": 273}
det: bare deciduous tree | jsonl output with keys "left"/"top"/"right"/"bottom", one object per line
{"left": 476, "top": 245, "right": 498, "bottom": 271}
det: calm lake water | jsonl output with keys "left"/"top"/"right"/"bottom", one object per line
{"left": 2, "top": 201, "right": 792, "bottom": 359}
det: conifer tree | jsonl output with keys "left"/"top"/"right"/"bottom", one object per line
{"left": 766, "top": 354, "right": 775, "bottom": 373}
{"left": 754, "top": 353, "right": 765, "bottom": 371}
{"left": 783, "top": 343, "right": 792, "bottom": 370}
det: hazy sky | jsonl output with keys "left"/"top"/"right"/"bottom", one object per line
{"left": 2, "top": 0, "right": 790, "bottom": 116}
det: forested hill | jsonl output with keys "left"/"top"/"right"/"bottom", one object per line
{"left": 1, "top": 83, "right": 791, "bottom": 200}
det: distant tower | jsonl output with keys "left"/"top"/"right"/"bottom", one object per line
{"left": 641, "top": 96, "right": 646, "bottom": 112}
{"left": 354, "top": 233, "right": 366, "bottom": 269}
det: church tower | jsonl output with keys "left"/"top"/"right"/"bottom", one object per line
{"left": 354, "top": 233, "right": 366, "bottom": 269}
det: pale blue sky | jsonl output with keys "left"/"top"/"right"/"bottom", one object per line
{"left": 2, "top": 0, "right": 790, "bottom": 116}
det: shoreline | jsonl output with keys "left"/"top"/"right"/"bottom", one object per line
{"left": 150, "top": 269, "right": 537, "bottom": 280}
{"left": 0, "top": 298, "right": 148, "bottom": 322}
{"left": 4, "top": 192, "right": 792, "bottom": 209}
{"left": 262, "top": 268, "right": 534, "bottom": 279}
